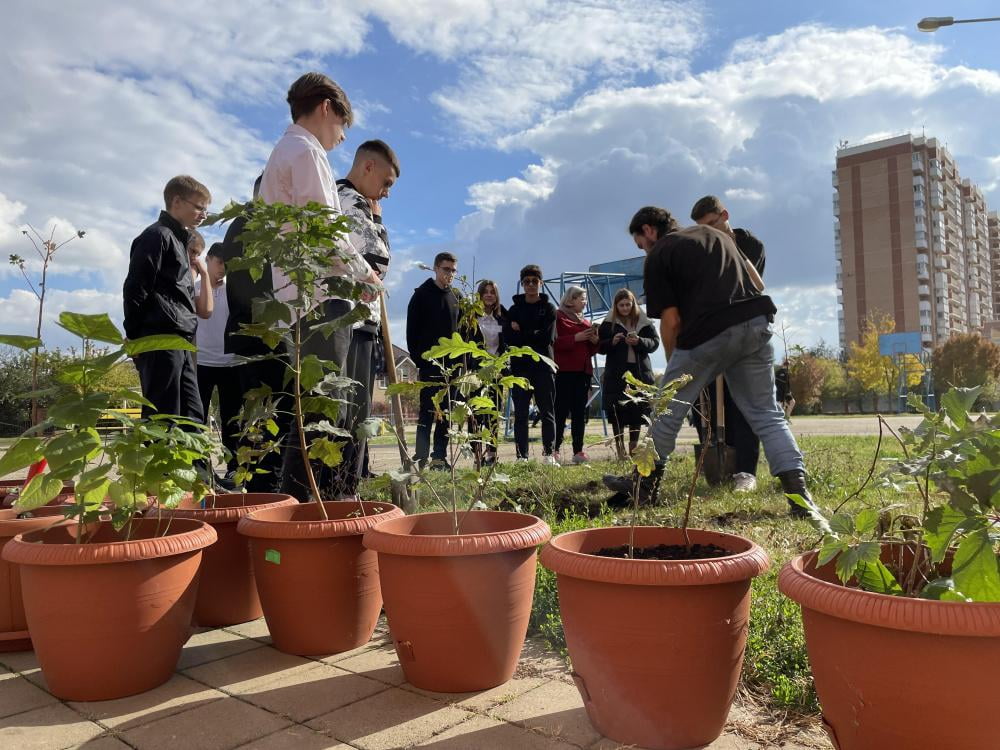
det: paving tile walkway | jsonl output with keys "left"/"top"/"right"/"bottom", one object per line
{"left": 0, "top": 619, "right": 831, "bottom": 750}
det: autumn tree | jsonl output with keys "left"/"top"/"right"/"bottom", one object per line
{"left": 788, "top": 347, "right": 827, "bottom": 414}
{"left": 931, "top": 333, "right": 1000, "bottom": 396}
{"left": 846, "top": 311, "right": 924, "bottom": 407}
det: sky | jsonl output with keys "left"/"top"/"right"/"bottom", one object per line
{"left": 3, "top": 1, "right": 1000, "bottom": 369}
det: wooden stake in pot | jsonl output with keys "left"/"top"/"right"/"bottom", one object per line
{"left": 379, "top": 291, "right": 418, "bottom": 514}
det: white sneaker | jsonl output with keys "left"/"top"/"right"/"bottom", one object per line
{"left": 515, "top": 457, "right": 530, "bottom": 463}
{"left": 540, "top": 454, "right": 559, "bottom": 466}
{"left": 732, "top": 472, "right": 757, "bottom": 493}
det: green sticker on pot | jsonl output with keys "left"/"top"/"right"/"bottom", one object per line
{"left": 265, "top": 549, "right": 281, "bottom": 565}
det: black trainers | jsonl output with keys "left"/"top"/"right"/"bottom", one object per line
{"left": 602, "top": 465, "right": 663, "bottom": 505}
{"left": 777, "top": 469, "right": 817, "bottom": 518}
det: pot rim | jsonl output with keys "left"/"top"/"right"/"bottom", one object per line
{"left": 1, "top": 518, "right": 217, "bottom": 566}
{"left": 152, "top": 492, "right": 297, "bottom": 523}
{"left": 362, "top": 510, "right": 552, "bottom": 557}
{"left": 237, "top": 500, "right": 404, "bottom": 540}
{"left": 778, "top": 549, "right": 1000, "bottom": 637}
{"left": 539, "top": 526, "right": 770, "bottom": 586}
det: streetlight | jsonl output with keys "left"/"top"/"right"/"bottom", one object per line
{"left": 918, "top": 15, "right": 1000, "bottom": 31}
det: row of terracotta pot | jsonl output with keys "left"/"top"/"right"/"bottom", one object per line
{"left": 2, "top": 498, "right": 996, "bottom": 750}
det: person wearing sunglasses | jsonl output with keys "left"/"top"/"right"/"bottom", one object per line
{"left": 503, "top": 264, "right": 558, "bottom": 464}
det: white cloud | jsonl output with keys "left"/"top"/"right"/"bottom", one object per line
{"left": 724, "top": 188, "right": 765, "bottom": 202}
{"left": 372, "top": 0, "right": 704, "bottom": 137}
{"left": 0, "top": 287, "right": 123, "bottom": 350}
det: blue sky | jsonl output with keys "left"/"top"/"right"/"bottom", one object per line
{"left": 3, "top": 1, "right": 1000, "bottom": 368}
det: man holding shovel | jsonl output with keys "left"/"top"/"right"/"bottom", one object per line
{"left": 602, "top": 206, "right": 817, "bottom": 518}
{"left": 689, "top": 195, "right": 766, "bottom": 492}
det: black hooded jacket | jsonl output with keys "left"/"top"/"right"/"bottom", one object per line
{"left": 406, "top": 278, "right": 461, "bottom": 372}
{"left": 503, "top": 293, "right": 555, "bottom": 369}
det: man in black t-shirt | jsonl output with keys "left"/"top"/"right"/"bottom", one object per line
{"left": 689, "top": 195, "right": 765, "bottom": 492}
{"left": 602, "top": 206, "right": 816, "bottom": 517}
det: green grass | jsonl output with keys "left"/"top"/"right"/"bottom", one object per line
{"left": 360, "top": 434, "right": 920, "bottom": 718}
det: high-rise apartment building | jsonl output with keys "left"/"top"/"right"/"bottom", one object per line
{"left": 988, "top": 211, "right": 1000, "bottom": 317}
{"left": 834, "top": 134, "right": 993, "bottom": 350}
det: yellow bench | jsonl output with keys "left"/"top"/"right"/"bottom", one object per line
{"left": 97, "top": 407, "right": 142, "bottom": 431}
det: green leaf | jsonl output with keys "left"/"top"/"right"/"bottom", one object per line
{"left": 47, "top": 392, "right": 111, "bottom": 428}
{"left": 856, "top": 558, "right": 904, "bottom": 595}
{"left": 829, "top": 513, "right": 855, "bottom": 536}
{"left": 309, "top": 438, "right": 345, "bottom": 468}
{"left": 354, "top": 418, "right": 383, "bottom": 440}
{"left": 787, "top": 493, "right": 833, "bottom": 535}
{"left": 43, "top": 429, "right": 102, "bottom": 473}
{"left": 632, "top": 438, "right": 659, "bottom": 477}
{"left": 299, "top": 355, "right": 327, "bottom": 392}
{"left": 0, "top": 334, "right": 42, "bottom": 350}
{"left": 123, "top": 334, "right": 196, "bottom": 356}
{"left": 303, "top": 420, "right": 352, "bottom": 438}
{"left": 951, "top": 529, "right": 1000, "bottom": 602}
{"left": 817, "top": 538, "right": 848, "bottom": 567}
{"left": 14, "top": 474, "right": 64, "bottom": 511}
{"left": 0, "top": 438, "right": 43, "bottom": 478}
{"left": 924, "top": 505, "right": 978, "bottom": 563}
{"left": 855, "top": 508, "right": 880, "bottom": 536}
{"left": 423, "top": 332, "right": 487, "bottom": 362}
{"left": 58, "top": 312, "right": 123, "bottom": 344}
{"left": 941, "top": 387, "right": 980, "bottom": 429}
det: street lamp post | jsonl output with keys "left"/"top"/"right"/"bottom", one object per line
{"left": 918, "top": 15, "right": 1000, "bottom": 31}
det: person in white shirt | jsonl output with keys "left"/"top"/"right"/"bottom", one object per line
{"left": 258, "top": 71, "right": 380, "bottom": 502}
{"left": 195, "top": 243, "right": 240, "bottom": 477}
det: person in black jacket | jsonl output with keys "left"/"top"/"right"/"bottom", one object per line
{"left": 503, "top": 264, "right": 557, "bottom": 463}
{"left": 406, "top": 252, "right": 461, "bottom": 468}
{"left": 123, "top": 175, "right": 213, "bottom": 420}
{"left": 689, "top": 195, "right": 766, "bottom": 492}
{"left": 598, "top": 288, "right": 659, "bottom": 459}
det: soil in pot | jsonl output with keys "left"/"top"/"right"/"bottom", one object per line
{"left": 595, "top": 543, "right": 731, "bottom": 560}
{"left": 237, "top": 500, "right": 403, "bottom": 656}
{"left": 153, "top": 492, "right": 297, "bottom": 626}
{"left": 0, "top": 509, "right": 72, "bottom": 652}
{"left": 779, "top": 549, "right": 1000, "bottom": 750}
{"left": 541, "top": 526, "right": 769, "bottom": 750}
{"left": 362, "top": 510, "right": 552, "bottom": 693}
{"left": 1, "top": 517, "right": 216, "bottom": 701}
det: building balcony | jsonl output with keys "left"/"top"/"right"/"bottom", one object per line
{"left": 832, "top": 170, "right": 838, "bottom": 188}
{"left": 913, "top": 154, "right": 925, "bottom": 173}
{"left": 918, "top": 284, "right": 931, "bottom": 296}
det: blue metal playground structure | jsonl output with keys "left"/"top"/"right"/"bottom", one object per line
{"left": 503, "top": 257, "right": 646, "bottom": 437}
{"left": 878, "top": 331, "right": 935, "bottom": 412}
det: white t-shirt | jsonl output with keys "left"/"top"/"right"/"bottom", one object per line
{"left": 194, "top": 278, "right": 236, "bottom": 367}
{"left": 478, "top": 313, "right": 502, "bottom": 355}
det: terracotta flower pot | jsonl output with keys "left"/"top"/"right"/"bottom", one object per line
{"left": 779, "top": 549, "right": 1000, "bottom": 750}
{"left": 152, "top": 493, "right": 297, "bottom": 626}
{"left": 237, "top": 500, "right": 404, "bottom": 656}
{"left": 363, "top": 510, "right": 552, "bottom": 692}
{"left": 540, "top": 526, "right": 769, "bottom": 750}
{"left": 1, "top": 517, "right": 216, "bottom": 700}
{"left": 0, "top": 509, "right": 73, "bottom": 652}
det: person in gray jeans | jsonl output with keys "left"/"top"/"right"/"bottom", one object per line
{"left": 602, "top": 206, "right": 817, "bottom": 517}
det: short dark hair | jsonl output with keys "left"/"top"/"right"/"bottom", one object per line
{"left": 690, "top": 195, "right": 725, "bottom": 221}
{"left": 627, "top": 206, "right": 678, "bottom": 239}
{"left": 434, "top": 252, "right": 457, "bottom": 267}
{"left": 356, "top": 140, "right": 400, "bottom": 177}
{"left": 165, "top": 175, "right": 211, "bottom": 210}
{"left": 207, "top": 242, "right": 225, "bottom": 260}
{"left": 286, "top": 72, "right": 353, "bottom": 125}
{"left": 519, "top": 264, "right": 542, "bottom": 280}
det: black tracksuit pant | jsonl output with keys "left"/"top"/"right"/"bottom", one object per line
{"left": 511, "top": 362, "right": 555, "bottom": 458}
{"left": 197, "top": 364, "right": 243, "bottom": 473}
{"left": 555, "top": 371, "right": 590, "bottom": 455}
{"left": 135, "top": 349, "right": 203, "bottom": 421}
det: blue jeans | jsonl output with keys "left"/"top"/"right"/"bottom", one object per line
{"left": 650, "top": 316, "right": 803, "bottom": 476}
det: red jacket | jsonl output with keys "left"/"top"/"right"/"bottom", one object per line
{"left": 554, "top": 310, "right": 598, "bottom": 374}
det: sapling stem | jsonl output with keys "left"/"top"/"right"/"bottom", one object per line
{"left": 292, "top": 314, "right": 327, "bottom": 520}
